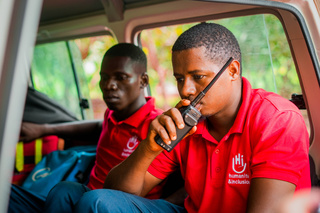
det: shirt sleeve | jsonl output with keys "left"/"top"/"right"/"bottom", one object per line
{"left": 148, "top": 148, "right": 180, "bottom": 180}
{"left": 250, "top": 107, "right": 310, "bottom": 185}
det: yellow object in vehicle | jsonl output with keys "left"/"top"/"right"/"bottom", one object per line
{"left": 15, "top": 139, "right": 43, "bottom": 172}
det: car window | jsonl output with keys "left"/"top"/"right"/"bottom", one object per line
{"left": 31, "top": 35, "right": 117, "bottom": 120}
{"left": 140, "top": 13, "right": 310, "bottom": 134}
{"left": 74, "top": 35, "right": 117, "bottom": 119}
{"left": 31, "top": 41, "right": 91, "bottom": 120}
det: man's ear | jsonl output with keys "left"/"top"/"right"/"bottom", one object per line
{"left": 140, "top": 73, "right": 149, "bottom": 88}
{"left": 228, "top": 60, "right": 241, "bottom": 81}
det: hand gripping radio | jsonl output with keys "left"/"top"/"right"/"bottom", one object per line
{"left": 155, "top": 57, "right": 234, "bottom": 152}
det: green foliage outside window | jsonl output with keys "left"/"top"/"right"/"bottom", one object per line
{"left": 31, "top": 13, "right": 303, "bottom": 121}
{"left": 141, "top": 14, "right": 300, "bottom": 110}
{"left": 31, "top": 42, "right": 83, "bottom": 119}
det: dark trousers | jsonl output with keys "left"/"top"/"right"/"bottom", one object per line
{"left": 9, "top": 182, "right": 186, "bottom": 213}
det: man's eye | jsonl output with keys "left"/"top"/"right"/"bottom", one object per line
{"left": 118, "top": 75, "right": 129, "bottom": 81}
{"left": 194, "top": 75, "right": 204, "bottom": 80}
{"left": 100, "top": 75, "right": 108, "bottom": 81}
{"left": 175, "top": 77, "right": 184, "bottom": 83}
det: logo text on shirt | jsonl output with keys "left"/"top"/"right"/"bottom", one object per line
{"left": 228, "top": 153, "right": 250, "bottom": 185}
{"left": 121, "top": 136, "right": 139, "bottom": 157}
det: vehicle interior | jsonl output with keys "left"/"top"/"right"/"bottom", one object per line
{"left": 0, "top": 0, "right": 319, "bottom": 212}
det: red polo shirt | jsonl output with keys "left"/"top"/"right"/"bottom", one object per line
{"left": 148, "top": 78, "right": 310, "bottom": 212}
{"left": 87, "top": 97, "right": 163, "bottom": 198}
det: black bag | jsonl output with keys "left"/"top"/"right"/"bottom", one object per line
{"left": 23, "top": 87, "right": 78, "bottom": 124}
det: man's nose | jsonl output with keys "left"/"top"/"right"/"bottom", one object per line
{"left": 104, "top": 79, "right": 117, "bottom": 90}
{"left": 180, "top": 79, "right": 196, "bottom": 99}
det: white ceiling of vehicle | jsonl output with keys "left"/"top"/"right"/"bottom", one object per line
{"left": 40, "top": 0, "right": 173, "bottom": 25}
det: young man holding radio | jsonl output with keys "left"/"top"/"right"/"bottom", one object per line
{"left": 73, "top": 23, "right": 310, "bottom": 213}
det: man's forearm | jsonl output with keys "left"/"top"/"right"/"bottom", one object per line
{"left": 104, "top": 139, "right": 162, "bottom": 196}
{"left": 44, "top": 120, "right": 102, "bottom": 142}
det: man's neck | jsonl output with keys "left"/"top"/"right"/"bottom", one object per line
{"left": 207, "top": 86, "right": 242, "bottom": 142}
{"left": 113, "top": 95, "right": 147, "bottom": 122}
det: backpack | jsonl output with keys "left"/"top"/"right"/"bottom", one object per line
{"left": 12, "top": 87, "right": 79, "bottom": 185}
{"left": 21, "top": 145, "right": 96, "bottom": 197}
{"left": 12, "top": 136, "right": 60, "bottom": 185}
{"left": 23, "top": 87, "right": 78, "bottom": 124}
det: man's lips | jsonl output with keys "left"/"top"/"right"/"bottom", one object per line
{"left": 195, "top": 102, "right": 202, "bottom": 111}
{"left": 187, "top": 97, "right": 202, "bottom": 110}
{"left": 104, "top": 96, "right": 120, "bottom": 103}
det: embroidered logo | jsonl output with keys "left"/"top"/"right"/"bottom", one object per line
{"left": 121, "top": 136, "right": 139, "bottom": 157}
{"left": 228, "top": 153, "right": 250, "bottom": 185}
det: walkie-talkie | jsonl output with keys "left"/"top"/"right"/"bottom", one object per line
{"left": 155, "top": 57, "right": 234, "bottom": 152}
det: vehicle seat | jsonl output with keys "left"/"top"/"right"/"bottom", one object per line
{"left": 309, "top": 154, "right": 320, "bottom": 187}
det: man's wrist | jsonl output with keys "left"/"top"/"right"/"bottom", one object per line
{"left": 42, "top": 123, "right": 53, "bottom": 136}
{"left": 139, "top": 139, "right": 163, "bottom": 159}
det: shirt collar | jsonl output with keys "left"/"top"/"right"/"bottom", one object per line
{"left": 107, "top": 97, "right": 156, "bottom": 128}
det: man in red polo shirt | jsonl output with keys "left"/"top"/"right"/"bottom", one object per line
{"left": 9, "top": 43, "right": 164, "bottom": 213}
{"left": 75, "top": 23, "right": 310, "bottom": 213}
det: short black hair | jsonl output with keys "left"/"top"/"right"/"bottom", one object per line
{"left": 103, "top": 43, "right": 147, "bottom": 72}
{"left": 172, "top": 23, "right": 241, "bottom": 68}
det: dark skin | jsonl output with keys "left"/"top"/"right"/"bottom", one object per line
{"left": 104, "top": 47, "right": 295, "bottom": 212}
{"left": 19, "top": 55, "right": 148, "bottom": 144}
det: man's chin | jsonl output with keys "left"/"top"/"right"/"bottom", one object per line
{"left": 105, "top": 103, "right": 122, "bottom": 111}
{"left": 200, "top": 110, "right": 215, "bottom": 118}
